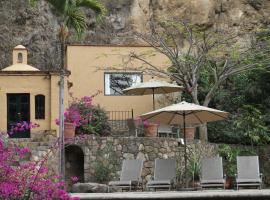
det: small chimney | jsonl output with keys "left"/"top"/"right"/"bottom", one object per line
{"left": 13, "top": 45, "right": 27, "bottom": 65}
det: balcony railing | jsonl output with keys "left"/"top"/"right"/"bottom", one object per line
{"left": 106, "top": 109, "right": 134, "bottom": 132}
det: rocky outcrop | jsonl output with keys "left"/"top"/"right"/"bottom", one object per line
{"left": 0, "top": 0, "right": 269, "bottom": 70}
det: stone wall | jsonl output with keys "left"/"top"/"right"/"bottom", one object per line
{"left": 73, "top": 137, "right": 217, "bottom": 186}
{"left": 8, "top": 138, "right": 59, "bottom": 174}
{"left": 9, "top": 136, "right": 270, "bottom": 188}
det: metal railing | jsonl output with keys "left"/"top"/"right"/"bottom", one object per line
{"left": 106, "top": 109, "right": 134, "bottom": 132}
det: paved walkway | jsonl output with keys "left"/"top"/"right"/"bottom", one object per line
{"left": 70, "top": 189, "right": 270, "bottom": 200}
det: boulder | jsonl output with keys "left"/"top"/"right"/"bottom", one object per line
{"left": 72, "top": 182, "right": 109, "bottom": 193}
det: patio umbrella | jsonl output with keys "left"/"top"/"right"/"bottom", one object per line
{"left": 122, "top": 79, "right": 184, "bottom": 110}
{"left": 140, "top": 101, "right": 229, "bottom": 187}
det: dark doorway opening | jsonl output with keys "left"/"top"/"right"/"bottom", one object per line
{"left": 7, "top": 93, "right": 30, "bottom": 138}
{"left": 65, "top": 145, "right": 84, "bottom": 190}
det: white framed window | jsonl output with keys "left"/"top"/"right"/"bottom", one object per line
{"left": 104, "top": 72, "right": 142, "bottom": 96}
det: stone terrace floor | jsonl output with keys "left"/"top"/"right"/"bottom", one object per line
{"left": 71, "top": 190, "right": 270, "bottom": 200}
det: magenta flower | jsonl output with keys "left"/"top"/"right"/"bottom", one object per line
{"left": 9, "top": 121, "right": 39, "bottom": 136}
{"left": 70, "top": 176, "right": 79, "bottom": 183}
{"left": 0, "top": 132, "right": 79, "bottom": 200}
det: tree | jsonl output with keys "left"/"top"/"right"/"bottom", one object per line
{"left": 29, "top": 0, "right": 106, "bottom": 182}
{"left": 128, "top": 20, "right": 270, "bottom": 141}
{"left": 235, "top": 105, "right": 270, "bottom": 149}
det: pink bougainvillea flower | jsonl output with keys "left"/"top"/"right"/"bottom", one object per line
{"left": 0, "top": 131, "right": 79, "bottom": 200}
{"left": 70, "top": 176, "right": 79, "bottom": 183}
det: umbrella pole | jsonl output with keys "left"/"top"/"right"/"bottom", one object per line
{"left": 152, "top": 88, "right": 155, "bottom": 110}
{"left": 183, "top": 112, "right": 188, "bottom": 188}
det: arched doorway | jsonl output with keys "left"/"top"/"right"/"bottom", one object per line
{"left": 65, "top": 145, "right": 84, "bottom": 190}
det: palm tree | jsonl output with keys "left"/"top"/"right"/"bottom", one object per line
{"left": 29, "top": 0, "right": 106, "bottom": 182}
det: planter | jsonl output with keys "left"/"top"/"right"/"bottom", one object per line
{"left": 144, "top": 123, "right": 158, "bottom": 137}
{"left": 181, "top": 127, "right": 195, "bottom": 140}
{"left": 64, "top": 122, "right": 75, "bottom": 138}
{"left": 191, "top": 180, "right": 201, "bottom": 190}
{"left": 225, "top": 177, "right": 233, "bottom": 189}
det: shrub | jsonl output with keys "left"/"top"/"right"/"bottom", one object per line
{"left": 0, "top": 131, "right": 79, "bottom": 200}
{"left": 218, "top": 144, "right": 256, "bottom": 178}
{"left": 76, "top": 104, "right": 111, "bottom": 136}
{"left": 57, "top": 92, "right": 111, "bottom": 136}
{"left": 93, "top": 141, "right": 117, "bottom": 183}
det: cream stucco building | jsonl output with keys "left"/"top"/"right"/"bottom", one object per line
{"left": 0, "top": 44, "right": 175, "bottom": 137}
{"left": 67, "top": 45, "right": 171, "bottom": 119}
{"left": 0, "top": 45, "right": 68, "bottom": 137}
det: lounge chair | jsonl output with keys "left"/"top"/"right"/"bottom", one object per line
{"left": 200, "top": 157, "right": 226, "bottom": 189}
{"left": 108, "top": 159, "right": 143, "bottom": 192}
{"left": 147, "top": 159, "right": 176, "bottom": 190}
{"left": 236, "top": 156, "right": 262, "bottom": 189}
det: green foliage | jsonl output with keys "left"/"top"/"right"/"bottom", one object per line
{"left": 208, "top": 66, "right": 270, "bottom": 144}
{"left": 235, "top": 105, "right": 270, "bottom": 146}
{"left": 218, "top": 144, "right": 256, "bottom": 177}
{"left": 188, "top": 152, "right": 201, "bottom": 181}
{"left": 93, "top": 141, "right": 118, "bottom": 183}
{"left": 77, "top": 104, "right": 111, "bottom": 136}
{"left": 29, "top": 0, "right": 106, "bottom": 39}
{"left": 218, "top": 144, "right": 239, "bottom": 177}
{"left": 187, "top": 145, "right": 217, "bottom": 183}
{"left": 208, "top": 119, "right": 243, "bottom": 144}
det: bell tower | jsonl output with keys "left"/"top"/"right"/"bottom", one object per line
{"left": 13, "top": 45, "right": 27, "bottom": 64}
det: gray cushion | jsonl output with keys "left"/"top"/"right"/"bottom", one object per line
{"left": 236, "top": 178, "right": 262, "bottom": 183}
{"left": 201, "top": 179, "right": 225, "bottom": 184}
{"left": 147, "top": 180, "right": 172, "bottom": 186}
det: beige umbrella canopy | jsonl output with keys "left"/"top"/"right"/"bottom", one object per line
{"left": 140, "top": 101, "right": 228, "bottom": 124}
{"left": 140, "top": 101, "right": 229, "bottom": 187}
{"left": 123, "top": 79, "right": 184, "bottom": 109}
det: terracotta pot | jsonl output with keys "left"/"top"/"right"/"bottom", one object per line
{"left": 225, "top": 178, "right": 233, "bottom": 189}
{"left": 144, "top": 123, "right": 158, "bottom": 137}
{"left": 64, "top": 122, "right": 75, "bottom": 138}
{"left": 192, "top": 180, "right": 201, "bottom": 190}
{"left": 182, "top": 127, "right": 195, "bottom": 140}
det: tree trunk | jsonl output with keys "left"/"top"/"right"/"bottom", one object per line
{"left": 199, "top": 124, "right": 208, "bottom": 143}
{"left": 191, "top": 85, "right": 208, "bottom": 142}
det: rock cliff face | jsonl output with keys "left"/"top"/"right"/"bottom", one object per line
{"left": 0, "top": 0, "right": 269, "bottom": 70}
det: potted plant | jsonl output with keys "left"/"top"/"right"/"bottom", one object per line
{"left": 74, "top": 96, "right": 111, "bottom": 136}
{"left": 218, "top": 144, "right": 239, "bottom": 189}
{"left": 144, "top": 120, "right": 158, "bottom": 137}
{"left": 135, "top": 118, "right": 158, "bottom": 137}
{"left": 55, "top": 99, "right": 81, "bottom": 138}
{"left": 181, "top": 125, "right": 196, "bottom": 140}
{"left": 56, "top": 94, "right": 111, "bottom": 138}
{"left": 64, "top": 107, "right": 81, "bottom": 138}
{"left": 188, "top": 152, "right": 201, "bottom": 189}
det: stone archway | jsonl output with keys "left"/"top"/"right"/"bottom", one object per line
{"left": 65, "top": 145, "right": 84, "bottom": 190}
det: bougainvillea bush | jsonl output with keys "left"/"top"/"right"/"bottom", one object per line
{"left": 59, "top": 92, "right": 111, "bottom": 136}
{"left": 0, "top": 132, "right": 79, "bottom": 200}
